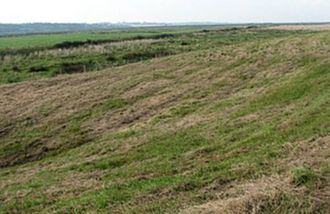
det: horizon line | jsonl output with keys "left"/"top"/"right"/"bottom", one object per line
{"left": 1, "top": 21, "right": 330, "bottom": 25}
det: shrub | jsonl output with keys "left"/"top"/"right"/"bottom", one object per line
{"left": 12, "top": 66, "right": 20, "bottom": 72}
{"left": 106, "top": 55, "right": 117, "bottom": 62}
{"left": 153, "top": 34, "right": 175, "bottom": 39}
{"left": 29, "top": 66, "right": 49, "bottom": 73}
{"left": 54, "top": 41, "right": 87, "bottom": 49}
{"left": 122, "top": 49, "right": 172, "bottom": 62}
{"left": 58, "top": 62, "right": 87, "bottom": 74}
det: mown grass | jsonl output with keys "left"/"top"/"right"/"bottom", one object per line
{"left": 0, "top": 29, "right": 329, "bottom": 213}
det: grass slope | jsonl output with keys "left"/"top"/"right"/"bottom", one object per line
{"left": 0, "top": 30, "right": 329, "bottom": 213}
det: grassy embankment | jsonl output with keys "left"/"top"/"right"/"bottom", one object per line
{"left": 0, "top": 28, "right": 329, "bottom": 213}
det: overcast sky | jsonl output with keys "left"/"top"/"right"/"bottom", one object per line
{"left": 1, "top": 0, "right": 329, "bottom": 23}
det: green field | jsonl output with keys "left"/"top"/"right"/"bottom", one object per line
{"left": 0, "top": 27, "right": 329, "bottom": 213}
{"left": 0, "top": 27, "right": 205, "bottom": 50}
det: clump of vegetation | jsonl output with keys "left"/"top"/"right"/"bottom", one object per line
{"left": 102, "top": 98, "right": 128, "bottom": 110}
{"left": 58, "top": 62, "right": 87, "bottom": 74}
{"left": 29, "top": 65, "right": 49, "bottom": 73}
{"left": 291, "top": 167, "right": 319, "bottom": 188}
{"left": 122, "top": 49, "right": 172, "bottom": 62}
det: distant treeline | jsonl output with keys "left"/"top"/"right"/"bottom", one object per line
{"left": 0, "top": 23, "right": 130, "bottom": 36}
